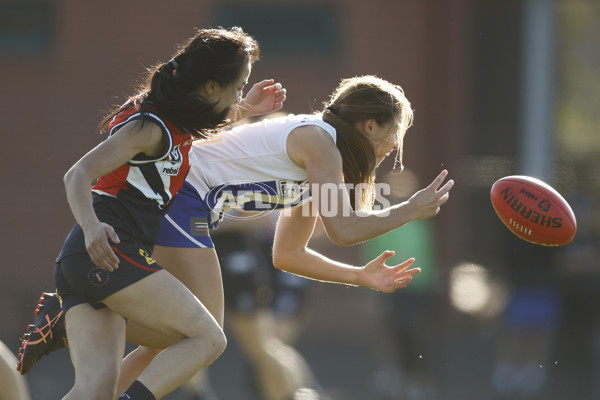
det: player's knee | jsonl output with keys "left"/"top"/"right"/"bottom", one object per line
{"left": 205, "top": 325, "right": 227, "bottom": 360}
{"left": 173, "top": 305, "right": 228, "bottom": 362}
{"left": 198, "top": 324, "right": 227, "bottom": 362}
{"left": 180, "top": 330, "right": 226, "bottom": 372}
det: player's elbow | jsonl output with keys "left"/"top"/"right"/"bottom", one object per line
{"left": 272, "top": 250, "right": 290, "bottom": 271}
{"left": 272, "top": 246, "right": 307, "bottom": 272}
{"left": 63, "top": 163, "right": 89, "bottom": 188}
{"left": 322, "top": 223, "right": 359, "bottom": 247}
{"left": 63, "top": 165, "right": 79, "bottom": 188}
{"left": 327, "top": 231, "right": 355, "bottom": 247}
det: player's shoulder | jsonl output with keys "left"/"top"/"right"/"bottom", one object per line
{"left": 289, "top": 124, "right": 336, "bottom": 148}
{"left": 118, "top": 118, "right": 164, "bottom": 138}
{"left": 287, "top": 124, "right": 340, "bottom": 169}
{"left": 110, "top": 118, "right": 166, "bottom": 155}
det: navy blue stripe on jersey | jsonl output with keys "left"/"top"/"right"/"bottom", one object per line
{"left": 109, "top": 111, "right": 174, "bottom": 164}
{"left": 137, "top": 162, "right": 171, "bottom": 207}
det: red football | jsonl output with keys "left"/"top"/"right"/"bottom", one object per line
{"left": 490, "top": 175, "right": 577, "bottom": 246}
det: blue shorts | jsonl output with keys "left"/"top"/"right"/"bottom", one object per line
{"left": 156, "top": 181, "right": 214, "bottom": 248}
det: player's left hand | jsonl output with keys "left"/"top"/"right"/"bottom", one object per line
{"left": 239, "top": 79, "right": 287, "bottom": 117}
{"left": 359, "top": 251, "right": 421, "bottom": 293}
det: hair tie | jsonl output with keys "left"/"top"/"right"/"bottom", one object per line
{"left": 169, "top": 58, "right": 179, "bottom": 69}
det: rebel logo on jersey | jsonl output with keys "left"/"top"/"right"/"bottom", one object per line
{"left": 159, "top": 145, "right": 184, "bottom": 176}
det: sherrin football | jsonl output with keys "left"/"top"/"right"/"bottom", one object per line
{"left": 490, "top": 175, "right": 577, "bottom": 246}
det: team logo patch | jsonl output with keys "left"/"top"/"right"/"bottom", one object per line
{"left": 278, "top": 180, "right": 309, "bottom": 199}
{"left": 138, "top": 249, "right": 157, "bottom": 265}
{"left": 158, "top": 145, "right": 183, "bottom": 176}
{"left": 190, "top": 217, "right": 209, "bottom": 236}
{"left": 88, "top": 267, "right": 110, "bottom": 287}
{"left": 158, "top": 161, "right": 182, "bottom": 176}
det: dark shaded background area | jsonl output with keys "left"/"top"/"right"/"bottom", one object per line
{"left": 1, "top": 1, "right": 599, "bottom": 399}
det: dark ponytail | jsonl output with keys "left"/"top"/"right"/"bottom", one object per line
{"left": 99, "top": 27, "right": 260, "bottom": 138}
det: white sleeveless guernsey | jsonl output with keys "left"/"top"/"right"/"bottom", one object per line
{"left": 185, "top": 113, "right": 337, "bottom": 225}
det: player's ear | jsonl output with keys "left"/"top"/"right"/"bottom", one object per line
{"left": 204, "top": 80, "right": 221, "bottom": 96}
{"left": 356, "top": 119, "right": 377, "bottom": 136}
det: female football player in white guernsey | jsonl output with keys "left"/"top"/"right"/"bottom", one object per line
{"left": 114, "top": 75, "right": 454, "bottom": 394}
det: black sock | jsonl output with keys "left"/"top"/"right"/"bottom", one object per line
{"left": 119, "top": 380, "right": 156, "bottom": 400}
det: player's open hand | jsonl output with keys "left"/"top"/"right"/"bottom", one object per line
{"left": 359, "top": 251, "right": 421, "bottom": 293}
{"left": 239, "top": 79, "right": 287, "bottom": 117}
{"left": 83, "top": 222, "right": 121, "bottom": 271}
{"left": 405, "top": 169, "right": 454, "bottom": 220}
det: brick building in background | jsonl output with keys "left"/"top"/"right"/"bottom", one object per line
{"left": 1, "top": 0, "right": 467, "bottom": 334}
{"left": 7, "top": 1, "right": 598, "bottom": 399}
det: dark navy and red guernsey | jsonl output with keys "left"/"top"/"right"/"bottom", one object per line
{"left": 89, "top": 104, "right": 193, "bottom": 249}
{"left": 53, "top": 103, "right": 194, "bottom": 311}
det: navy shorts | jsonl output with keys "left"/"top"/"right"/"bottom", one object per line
{"left": 55, "top": 229, "right": 163, "bottom": 312}
{"left": 156, "top": 181, "right": 214, "bottom": 248}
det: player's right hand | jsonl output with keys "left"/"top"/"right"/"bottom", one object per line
{"left": 406, "top": 170, "right": 454, "bottom": 220}
{"left": 84, "top": 222, "right": 121, "bottom": 271}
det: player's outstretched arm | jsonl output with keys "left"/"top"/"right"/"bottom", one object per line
{"left": 272, "top": 207, "right": 420, "bottom": 291}
{"left": 287, "top": 127, "right": 454, "bottom": 246}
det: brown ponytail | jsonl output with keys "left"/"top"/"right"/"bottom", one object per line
{"left": 321, "top": 76, "right": 413, "bottom": 211}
